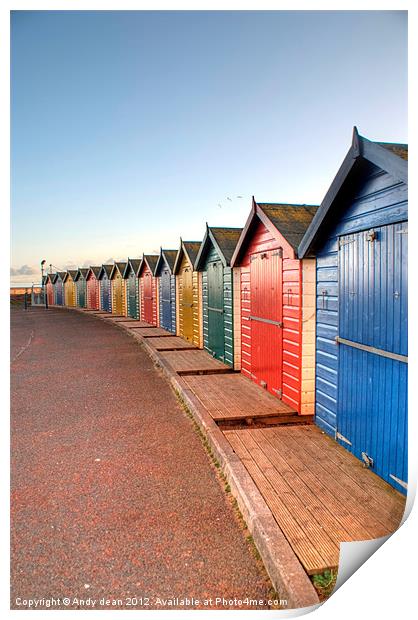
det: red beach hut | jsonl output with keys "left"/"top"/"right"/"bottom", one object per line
{"left": 231, "top": 198, "right": 318, "bottom": 415}
{"left": 86, "top": 266, "right": 101, "bottom": 310}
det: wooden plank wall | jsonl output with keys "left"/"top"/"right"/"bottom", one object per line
{"left": 239, "top": 219, "right": 304, "bottom": 412}
{"left": 315, "top": 164, "right": 408, "bottom": 437}
{"left": 201, "top": 245, "right": 234, "bottom": 366}
{"left": 192, "top": 270, "right": 203, "bottom": 348}
{"left": 300, "top": 259, "right": 316, "bottom": 414}
{"left": 232, "top": 267, "right": 241, "bottom": 370}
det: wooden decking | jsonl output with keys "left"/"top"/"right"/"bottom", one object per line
{"left": 225, "top": 425, "right": 405, "bottom": 575}
{"left": 143, "top": 336, "right": 197, "bottom": 351}
{"left": 160, "top": 350, "right": 234, "bottom": 375}
{"left": 182, "top": 374, "right": 307, "bottom": 425}
{"left": 113, "top": 320, "right": 155, "bottom": 328}
{"left": 132, "top": 327, "right": 173, "bottom": 338}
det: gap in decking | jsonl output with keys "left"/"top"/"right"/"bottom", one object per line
{"left": 218, "top": 416, "right": 314, "bottom": 430}
{"left": 154, "top": 346, "right": 196, "bottom": 351}
{"left": 177, "top": 368, "right": 234, "bottom": 376}
{"left": 159, "top": 348, "right": 235, "bottom": 376}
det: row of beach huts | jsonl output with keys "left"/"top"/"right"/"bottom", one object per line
{"left": 43, "top": 129, "right": 408, "bottom": 495}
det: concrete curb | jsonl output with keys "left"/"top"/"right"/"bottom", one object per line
{"left": 62, "top": 308, "right": 320, "bottom": 609}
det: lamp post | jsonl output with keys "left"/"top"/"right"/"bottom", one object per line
{"left": 41, "top": 259, "right": 47, "bottom": 309}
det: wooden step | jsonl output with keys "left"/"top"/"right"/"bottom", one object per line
{"left": 182, "top": 373, "right": 298, "bottom": 423}
{"left": 142, "top": 336, "right": 197, "bottom": 351}
{"left": 160, "top": 349, "right": 234, "bottom": 375}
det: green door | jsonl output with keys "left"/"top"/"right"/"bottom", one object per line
{"left": 207, "top": 260, "right": 224, "bottom": 360}
{"left": 128, "top": 273, "right": 138, "bottom": 318}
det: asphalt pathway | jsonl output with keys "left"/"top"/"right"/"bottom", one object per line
{"left": 10, "top": 307, "right": 272, "bottom": 610}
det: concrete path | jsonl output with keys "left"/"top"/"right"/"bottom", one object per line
{"left": 10, "top": 307, "right": 272, "bottom": 610}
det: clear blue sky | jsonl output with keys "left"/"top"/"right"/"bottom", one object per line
{"left": 11, "top": 10, "right": 407, "bottom": 284}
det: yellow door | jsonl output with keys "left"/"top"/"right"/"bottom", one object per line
{"left": 112, "top": 274, "right": 123, "bottom": 315}
{"left": 181, "top": 264, "right": 194, "bottom": 342}
{"left": 65, "top": 281, "right": 76, "bottom": 307}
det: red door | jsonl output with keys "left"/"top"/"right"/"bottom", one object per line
{"left": 250, "top": 249, "right": 283, "bottom": 397}
{"left": 143, "top": 272, "right": 153, "bottom": 323}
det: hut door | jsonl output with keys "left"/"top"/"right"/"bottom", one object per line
{"left": 114, "top": 276, "right": 123, "bottom": 315}
{"left": 337, "top": 223, "right": 408, "bottom": 493}
{"left": 101, "top": 278, "right": 110, "bottom": 312}
{"left": 143, "top": 272, "right": 153, "bottom": 323}
{"left": 207, "top": 260, "right": 224, "bottom": 360}
{"left": 161, "top": 269, "right": 172, "bottom": 331}
{"left": 181, "top": 266, "right": 194, "bottom": 342}
{"left": 128, "top": 274, "right": 137, "bottom": 318}
{"left": 56, "top": 282, "right": 63, "bottom": 305}
{"left": 249, "top": 249, "right": 283, "bottom": 397}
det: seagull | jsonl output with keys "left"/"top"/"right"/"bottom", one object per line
{"left": 218, "top": 203, "right": 222, "bottom": 209}
{"left": 227, "top": 197, "right": 232, "bottom": 201}
{"left": 237, "top": 195, "right": 243, "bottom": 199}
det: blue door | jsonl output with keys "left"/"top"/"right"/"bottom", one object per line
{"left": 160, "top": 268, "right": 172, "bottom": 331}
{"left": 55, "top": 281, "right": 63, "bottom": 305}
{"left": 101, "top": 277, "right": 111, "bottom": 312}
{"left": 337, "top": 223, "right": 408, "bottom": 494}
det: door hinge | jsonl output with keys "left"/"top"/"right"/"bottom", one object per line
{"left": 338, "top": 237, "right": 355, "bottom": 248}
{"left": 336, "top": 431, "right": 352, "bottom": 446}
{"left": 272, "top": 388, "right": 282, "bottom": 398}
{"left": 361, "top": 452, "right": 374, "bottom": 468}
{"left": 389, "top": 474, "right": 408, "bottom": 490}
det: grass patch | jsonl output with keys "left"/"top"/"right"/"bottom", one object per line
{"left": 311, "top": 569, "right": 337, "bottom": 600}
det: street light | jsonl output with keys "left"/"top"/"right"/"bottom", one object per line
{"left": 41, "top": 259, "right": 47, "bottom": 309}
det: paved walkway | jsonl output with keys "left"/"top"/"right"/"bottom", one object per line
{"left": 11, "top": 307, "right": 271, "bottom": 610}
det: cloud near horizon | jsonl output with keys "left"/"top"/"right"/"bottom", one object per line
{"left": 10, "top": 264, "right": 38, "bottom": 276}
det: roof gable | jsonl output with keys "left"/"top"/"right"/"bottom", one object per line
{"left": 173, "top": 239, "right": 201, "bottom": 274}
{"left": 110, "top": 262, "right": 127, "bottom": 279}
{"left": 74, "top": 268, "right": 89, "bottom": 281}
{"left": 123, "top": 259, "right": 141, "bottom": 278}
{"left": 154, "top": 249, "right": 178, "bottom": 276}
{"left": 231, "top": 198, "right": 318, "bottom": 266}
{"left": 64, "top": 270, "right": 78, "bottom": 282}
{"left": 195, "top": 226, "right": 243, "bottom": 269}
{"left": 298, "top": 127, "right": 408, "bottom": 258}
{"left": 138, "top": 254, "right": 159, "bottom": 277}
{"left": 86, "top": 266, "right": 101, "bottom": 279}
{"left": 97, "top": 264, "right": 113, "bottom": 280}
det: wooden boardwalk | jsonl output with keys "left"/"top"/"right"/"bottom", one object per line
{"left": 182, "top": 374, "right": 307, "bottom": 425}
{"left": 143, "top": 336, "right": 197, "bottom": 351}
{"left": 225, "top": 425, "right": 406, "bottom": 575}
{"left": 160, "top": 350, "right": 234, "bottom": 375}
{"left": 133, "top": 327, "right": 173, "bottom": 338}
{"left": 115, "top": 320, "right": 155, "bottom": 328}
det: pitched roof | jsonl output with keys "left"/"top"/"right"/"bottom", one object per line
{"left": 124, "top": 258, "right": 141, "bottom": 277}
{"left": 231, "top": 199, "right": 318, "bottom": 266}
{"left": 173, "top": 240, "right": 202, "bottom": 273}
{"left": 64, "top": 269, "right": 78, "bottom": 281}
{"left": 110, "top": 262, "right": 127, "bottom": 278}
{"left": 154, "top": 249, "right": 178, "bottom": 276}
{"left": 98, "top": 264, "right": 113, "bottom": 279}
{"left": 258, "top": 204, "right": 319, "bottom": 251}
{"left": 57, "top": 271, "right": 66, "bottom": 281}
{"left": 298, "top": 127, "right": 408, "bottom": 258}
{"left": 74, "top": 268, "right": 89, "bottom": 281}
{"left": 139, "top": 254, "right": 159, "bottom": 276}
{"left": 376, "top": 142, "right": 408, "bottom": 161}
{"left": 183, "top": 242, "right": 201, "bottom": 266}
{"left": 195, "top": 226, "right": 243, "bottom": 269}
{"left": 88, "top": 266, "right": 101, "bottom": 278}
